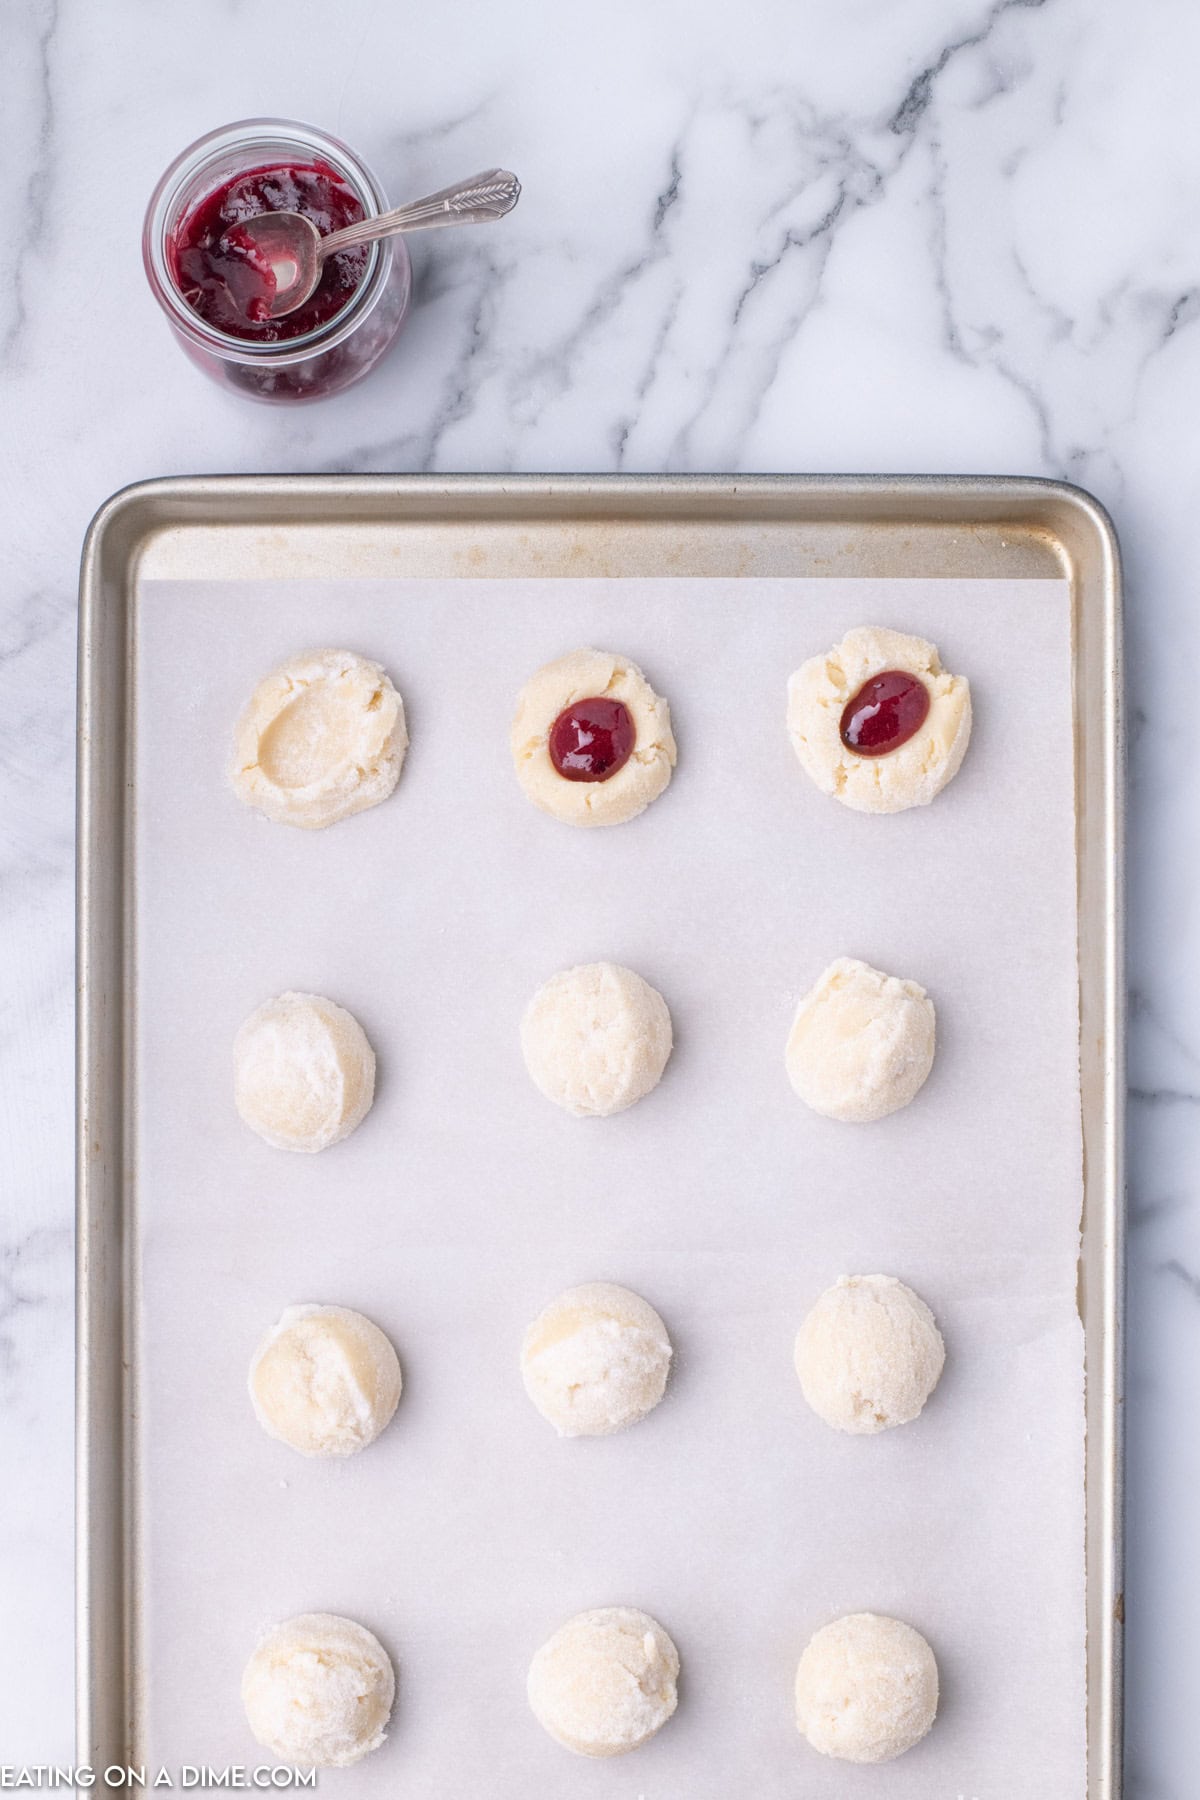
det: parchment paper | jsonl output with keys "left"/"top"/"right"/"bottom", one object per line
{"left": 134, "top": 576, "right": 1085, "bottom": 1798}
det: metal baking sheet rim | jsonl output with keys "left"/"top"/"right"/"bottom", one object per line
{"left": 75, "top": 473, "right": 1124, "bottom": 1795}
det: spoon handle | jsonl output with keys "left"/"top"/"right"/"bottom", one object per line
{"left": 320, "top": 169, "right": 521, "bottom": 256}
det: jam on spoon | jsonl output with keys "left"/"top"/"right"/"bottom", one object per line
{"left": 169, "top": 161, "right": 369, "bottom": 342}
{"left": 548, "top": 698, "right": 636, "bottom": 781}
{"left": 840, "top": 670, "right": 930, "bottom": 756}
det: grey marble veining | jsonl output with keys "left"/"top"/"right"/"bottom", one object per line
{"left": 1, "top": 0, "right": 1195, "bottom": 1787}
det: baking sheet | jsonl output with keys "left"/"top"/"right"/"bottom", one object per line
{"left": 133, "top": 574, "right": 1085, "bottom": 1798}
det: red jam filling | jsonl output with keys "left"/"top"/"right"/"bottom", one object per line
{"left": 168, "top": 161, "right": 369, "bottom": 342}
{"left": 839, "top": 669, "right": 930, "bottom": 755}
{"left": 548, "top": 697, "right": 636, "bottom": 782}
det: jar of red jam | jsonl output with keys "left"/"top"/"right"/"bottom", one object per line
{"left": 143, "top": 119, "right": 411, "bottom": 402}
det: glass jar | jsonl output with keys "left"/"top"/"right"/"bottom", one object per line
{"left": 143, "top": 118, "right": 411, "bottom": 403}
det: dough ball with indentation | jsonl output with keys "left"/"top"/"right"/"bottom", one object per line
{"left": 528, "top": 1607, "right": 679, "bottom": 1757}
{"left": 795, "top": 1275, "right": 945, "bottom": 1434}
{"left": 521, "top": 1283, "right": 672, "bottom": 1437}
{"left": 242, "top": 1612, "right": 395, "bottom": 1768}
{"left": 511, "top": 648, "right": 676, "bottom": 827}
{"left": 232, "top": 647, "right": 407, "bottom": 830}
{"left": 249, "top": 1304, "right": 402, "bottom": 1457}
{"left": 234, "top": 992, "right": 376, "bottom": 1153}
{"left": 786, "top": 958, "right": 935, "bottom": 1123}
{"left": 521, "top": 963, "right": 672, "bottom": 1117}
{"left": 787, "top": 626, "right": 971, "bottom": 813}
{"left": 795, "top": 1612, "right": 938, "bottom": 1763}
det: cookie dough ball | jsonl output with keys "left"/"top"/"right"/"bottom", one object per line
{"left": 786, "top": 958, "right": 935, "bottom": 1123}
{"left": 795, "top": 1612, "right": 938, "bottom": 1763}
{"left": 232, "top": 648, "right": 407, "bottom": 830}
{"left": 242, "top": 1612, "right": 395, "bottom": 1768}
{"left": 249, "top": 1304, "right": 402, "bottom": 1457}
{"left": 511, "top": 648, "right": 676, "bottom": 827}
{"left": 528, "top": 1607, "right": 679, "bottom": 1757}
{"left": 795, "top": 1275, "right": 945, "bottom": 1434}
{"left": 521, "top": 1283, "right": 672, "bottom": 1437}
{"left": 787, "top": 626, "right": 971, "bottom": 813}
{"left": 521, "top": 963, "right": 673, "bottom": 1118}
{"left": 234, "top": 991, "right": 376, "bottom": 1153}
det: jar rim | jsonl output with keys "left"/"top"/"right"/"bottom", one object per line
{"left": 142, "top": 117, "right": 397, "bottom": 364}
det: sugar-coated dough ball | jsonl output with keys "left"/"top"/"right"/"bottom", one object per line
{"left": 521, "top": 1282, "right": 672, "bottom": 1437}
{"left": 234, "top": 992, "right": 376, "bottom": 1153}
{"left": 795, "top": 1612, "right": 938, "bottom": 1763}
{"left": 511, "top": 648, "right": 676, "bottom": 827}
{"left": 786, "top": 957, "right": 935, "bottom": 1123}
{"left": 787, "top": 626, "right": 971, "bottom": 813}
{"left": 242, "top": 1612, "right": 395, "bottom": 1768}
{"left": 521, "top": 963, "right": 673, "bottom": 1117}
{"left": 231, "top": 648, "right": 407, "bottom": 830}
{"left": 528, "top": 1607, "right": 679, "bottom": 1757}
{"left": 795, "top": 1275, "right": 945, "bottom": 1434}
{"left": 249, "top": 1304, "right": 402, "bottom": 1457}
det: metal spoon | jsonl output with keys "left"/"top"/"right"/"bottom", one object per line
{"left": 245, "top": 167, "right": 521, "bottom": 319}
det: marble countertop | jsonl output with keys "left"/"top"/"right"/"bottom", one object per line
{"left": 1, "top": 0, "right": 1190, "bottom": 1788}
